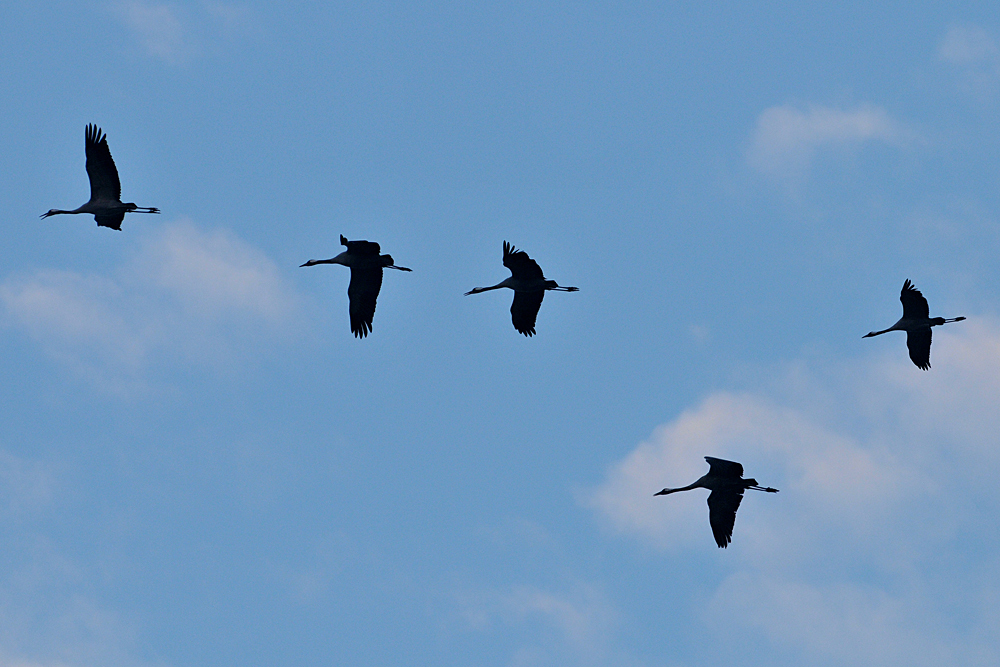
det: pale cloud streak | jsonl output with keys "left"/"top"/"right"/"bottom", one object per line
{"left": 747, "top": 104, "right": 907, "bottom": 182}
{"left": 456, "top": 582, "right": 632, "bottom": 667}
{"left": 116, "top": 1, "right": 191, "bottom": 64}
{"left": 0, "top": 220, "right": 301, "bottom": 388}
{"left": 115, "top": 1, "right": 258, "bottom": 64}
{"left": 939, "top": 24, "right": 1000, "bottom": 97}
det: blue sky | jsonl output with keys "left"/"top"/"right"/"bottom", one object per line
{"left": 2, "top": 2, "right": 1000, "bottom": 665}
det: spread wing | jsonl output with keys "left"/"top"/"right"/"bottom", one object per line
{"left": 341, "top": 235, "right": 381, "bottom": 256}
{"left": 347, "top": 264, "right": 383, "bottom": 338}
{"left": 906, "top": 328, "right": 932, "bottom": 370}
{"left": 95, "top": 212, "right": 125, "bottom": 230}
{"left": 503, "top": 241, "right": 544, "bottom": 280}
{"left": 900, "top": 280, "right": 929, "bottom": 320}
{"left": 85, "top": 124, "right": 121, "bottom": 202}
{"left": 707, "top": 488, "right": 745, "bottom": 548}
{"left": 704, "top": 457, "right": 744, "bottom": 480}
{"left": 511, "top": 290, "right": 544, "bottom": 337}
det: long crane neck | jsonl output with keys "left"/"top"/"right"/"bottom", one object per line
{"left": 654, "top": 480, "right": 703, "bottom": 496}
{"left": 40, "top": 207, "right": 84, "bottom": 219}
{"left": 300, "top": 250, "right": 351, "bottom": 268}
{"left": 465, "top": 278, "right": 514, "bottom": 296}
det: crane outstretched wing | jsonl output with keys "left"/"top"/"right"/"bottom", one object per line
{"left": 85, "top": 124, "right": 121, "bottom": 202}
{"left": 503, "top": 241, "right": 544, "bottom": 280}
{"left": 707, "top": 488, "right": 744, "bottom": 548}
{"left": 510, "top": 290, "right": 544, "bottom": 337}
{"left": 906, "top": 328, "right": 932, "bottom": 370}
{"left": 900, "top": 280, "right": 929, "bottom": 320}
{"left": 95, "top": 212, "right": 125, "bottom": 231}
{"left": 348, "top": 264, "right": 383, "bottom": 338}
{"left": 704, "top": 457, "right": 744, "bottom": 480}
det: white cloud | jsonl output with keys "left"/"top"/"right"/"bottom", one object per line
{"left": 456, "top": 583, "right": 634, "bottom": 667}
{"left": 0, "top": 220, "right": 300, "bottom": 388}
{"left": 939, "top": 25, "right": 1000, "bottom": 98}
{"left": 940, "top": 24, "right": 999, "bottom": 65}
{"left": 115, "top": 1, "right": 259, "bottom": 64}
{"left": 704, "top": 572, "right": 984, "bottom": 666}
{"left": 138, "top": 222, "right": 293, "bottom": 324}
{"left": 747, "top": 104, "right": 907, "bottom": 181}
{"left": 589, "top": 321, "right": 1000, "bottom": 665}
{"left": 116, "top": 1, "right": 191, "bottom": 64}
{"left": 0, "top": 545, "right": 153, "bottom": 667}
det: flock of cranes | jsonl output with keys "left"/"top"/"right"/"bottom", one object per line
{"left": 40, "top": 125, "right": 969, "bottom": 547}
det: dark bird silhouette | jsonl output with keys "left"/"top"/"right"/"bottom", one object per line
{"left": 655, "top": 457, "right": 778, "bottom": 548}
{"left": 863, "top": 280, "right": 965, "bottom": 370}
{"left": 300, "top": 235, "right": 411, "bottom": 338}
{"left": 464, "top": 241, "right": 578, "bottom": 336}
{"left": 41, "top": 124, "right": 159, "bottom": 230}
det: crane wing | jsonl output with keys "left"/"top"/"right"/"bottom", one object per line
{"left": 347, "top": 264, "right": 383, "bottom": 338}
{"left": 900, "top": 280, "right": 929, "bottom": 320}
{"left": 85, "top": 124, "right": 121, "bottom": 202}
{"left": 341, "top": 235, "right": 381, "bottom": 256}
{"left": 503, "top": 241, "right": 545, "bottom": 280}
{"left": 510, "top": 290, "right": 544, "bottom": 337}
{"left": 707, "top": 488, "right": 744, "bottom": 548}
{"left": 906, "top": 328, "right": 932, "bottom": 370}
{"left": 704, "top": 456, "right": 744, "bottom": 479}
{"left": 95, "top": 212, "right": 125, "bottom": 231}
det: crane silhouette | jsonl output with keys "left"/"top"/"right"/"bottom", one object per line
{"left": 465, "top": 241, "right": 578, "bottom": 336}
{"left": 655, "top": 457, "right": 777, "bottom": 548}
{"left": 41, "top": 124, "right": 159, "bottom": 230}
{"left": 863, "top": 279, "right": 965, "bottom": 370}
{"left": 301, "top": 235, "right": 411, "bottom": 338}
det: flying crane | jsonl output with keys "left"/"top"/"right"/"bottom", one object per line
{"left": 465, "top": 241, "right": 578, "bottom": 336}
{"left": 41, "top": 124, "right": 159, "bottom": 230}
{"left": 301, "top": 235, "right": 411, "bottom": 338}
{"left": 655, "top": 457, "right": 778, "bottom": 548}
{"left": 863, "top": 280, "right": 965, "bottom": 370}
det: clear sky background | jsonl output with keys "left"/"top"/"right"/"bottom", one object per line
{"left": 1, "top": 2, "right": 999, "bottom": 666}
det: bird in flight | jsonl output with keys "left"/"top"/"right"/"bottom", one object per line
{"left": 655, "top": 457, "right": 778, "bottom": 548}
{"left": 863, "top": 279, "right": 965, "bottom": 370}
{"left": 465, "top": 241, "right": 578, "bottom": 336}
{"left": 301, "top": 235, "right": 411, "bottom": 338}
{"left": 41, "top": 124, "right": 159, "bottom": 230}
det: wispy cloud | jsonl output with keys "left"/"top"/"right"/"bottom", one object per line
{"left": 747, "top": 104, "right": 908, "bottom": 183}
{"left": 0, "top": 537, "right": 154, "bottom": 667}
{"left": 0, "top": 220, "right": 300, "bottom": 389}
{"left": 589, "top": 321, "right": 1000, "bottom": 664}
{"left": 456, "top": 582, "right": 633, "bottom": 667}
{"left": 115, "top": 1, "right": 259, "bottom": 64}
{"left": 116, "top": 1, "right": 191, "bottom": 64}
{"left": 939, "top": 24, "right": 1000, "bottom": 97}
